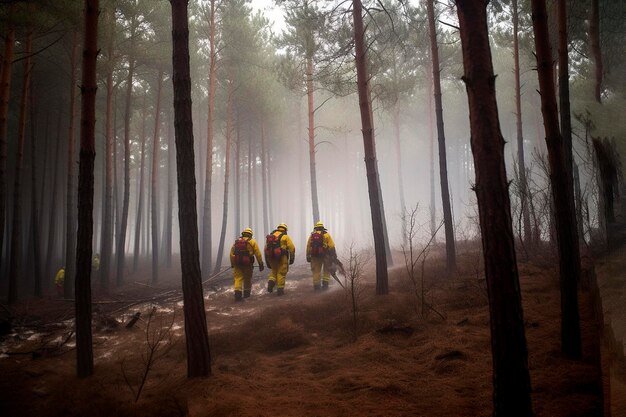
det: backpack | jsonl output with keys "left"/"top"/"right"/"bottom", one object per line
{"left": 233, "top": 237, "right": 252, "bottom": 266}
{"left": 310, "top": 231, "right": 325, "bottom": 257}
{"left": 265, "top": 232, "right": 285, "bottom": 259}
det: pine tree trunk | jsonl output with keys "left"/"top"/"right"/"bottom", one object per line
{"left": 100, "top": 9, "right": 114, "bottom": 293}
{"left": 393, "top": 104, "right": 407, "bottom": 245}
{"left": 235, "top": 116, "right": 241, "bottom": 231}
{"left": 133, "top": 99, "right": 148, "bottom": 272}
{"left": 252, "top": 134, "right": 260, "bottom": 231}
{"left": 456, "top": 1, "right": 533, "bottom": 414}
{"left": 589, "top": 0, "right": 603, "bottom": 103}
{"left": 30, "top": 76, "right": 42, "bottom": 297}
{"left": 247, "top": 133, "right": 253, "bottom": 228}
{"left": 64, "top": 31, "right": 79, "bottom": 299}
{"left": 306, "top": 56, "right": 320, "bottom": 223}
{"left": 557, "top": 0, "right": 575, "bottom": 188}
{"left": 169, "top": 0, "right": 212, "bottom": 377}
{"left": 75, "top": 0, "right": 98, "bottom": 378}
{"left": 0, "top": 14, "right": 15, "bottom": 277}
{"left": 297, "top": 101, "right": 306, "bottom": 236}
{"left": 426, "top": 64, "right": 436, "bottom": 239}
{"left": 214, "top": 80, "right": 233, "bottom": 273}
{"left": 261, "top": 123, "right": 269, "bottom": 234}
{"left": 117, "top": 24, "right": 136, "bottom": 286}
{"left": 352, "top": 0, "right": 388, "bottom": 295}
{"left": 164, "top": 116, "right": 174, "bottom": 267}
{"left": 8, "top": 31, "right": 32, "bottom": 304}
{"left": 427, "top": 0, "right": 456, "bottom": 273}
{"left": 201, "top": 0, "right": 216, "bottom": 277}
{"left": 531, "top": 0, "right": 582, "bottom": 359}
{"left": 151, "top": 69, "right": 163, "bottom": 284}
{"left": 513, "top": 0, "right": 532, "bottom": 248}
{"left": 46, "top": 110, "right": 63, "bottom": 286}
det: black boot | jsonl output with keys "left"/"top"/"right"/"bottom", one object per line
{"left": 277, "top": 288, "right": 284, "bottom": 296}
{"left": 234, "top": 290, "right": 243, "bottom": 302}
{"left": 267, "top": 280, "right": 275, "bottom": 293}
{"left": 313, "top": 284, "right": 321, "bottom": 291}
{"left": 243, "top": 289, "right": 251, "bottom": 298}
{"left": 322, "top": 281, "right": 329, "bottom": 290}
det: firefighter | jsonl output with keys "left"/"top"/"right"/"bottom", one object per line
{"left": 92, "top": 253, "right": 100, "bottom": 272}
{"left": 54, "top": 267, "right": 65, "bottom": 297}
{"left": 230, "top": 228, "right": 264, "bottom": 302}
{"left": 264, "top": 223, "right": 295, "bottom": 296}
{"left": 306, "top": 221, "right": 337, "bottom": 291}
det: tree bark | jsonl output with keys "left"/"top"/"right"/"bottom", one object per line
{"left": 46, "top": 110, "right": 63, "bottom": 286}
{"left": 201, "top": 0, "right": 216, "bottom": 276}
{"left": 64, "top": 31, "right": 79, "bottom": 299}
{"left": 214, "top": 80, "right": 233, "bottom": 273}
{"left": 169, "top": 0, "right": 212, "bottom": 377}
{"left": 456, "top": 1, "right": 533, "bottom": 415}
{"left": 513, "top": 0, "right": 531, "bottom": 248}
{"left": 100, "top": 8, "right": 115, "bottom": 293}
{"left": 117, "top": 21, "right": 136, "bottom": 286}
{"left": 0, "top": 13, "right": 15, "bottom": 277}
{"left": 352, "top": 0, "right": 388, "bottom": 295}
{"left": 427, "top": 0, "right": 456, "bottom": 273}
{"left": 8, "top": 31, "right": 32, "bottom": 304}
{"left": 531, "top": 0, "right": 582, "bottom": 358}
{"left": 75, "top": 0, "right": 99, "bottom": 378}
{"left": 426, "top": 64, "right": 436, "bottom": 239}
{"left": 29, "top": 74, "right": 42, "bottom": 297}
{"left": 151, "top": 69, "right": 163, "bottom": 284}
{"left": 306, "top": 56, "right": 320, "bottom": 223}
{"left": 133, "top": 97, "right": 148, "bottom": 272}
{"left": 164, "top": 115, "right": 174, "bottom": 267}
{"left": 235, "top": 114, "right": 241, "bottom": 231}
{"left": 261, "top": 122, "right": 269, "bottom": 234}
{"left": 393, "top": 104, "right": 407, "bottom": 245}
{"left": 247, "top": 131, "right": 253, "bottom": 228}
{"left": 589, "top": 0, "right": 603, "bottom": 103}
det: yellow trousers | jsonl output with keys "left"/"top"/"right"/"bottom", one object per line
{"left": 268, "top": 256, "right": 289, "bottom": 289}
{"left": 311, "top": 257, "right": 330, "bottom": 285}
{"left": 233, "top": 265, "right": 253, "bottom": 292}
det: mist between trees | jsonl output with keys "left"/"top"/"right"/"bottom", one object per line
{"left": 0, "top": 0, "right": 623, "bottom": 408}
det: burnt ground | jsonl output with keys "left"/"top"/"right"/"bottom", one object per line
{"left": 0, "top": 247, "right": 604, "bottom": 417}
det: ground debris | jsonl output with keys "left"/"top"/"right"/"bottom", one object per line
{"left": 376, "top": 322, "right": 415, "bottom": 336}
{"left": 434, "top": 350, "right": 467, "bottom": 361}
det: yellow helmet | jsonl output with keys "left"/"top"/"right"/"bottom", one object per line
{"left": 242, "top": 227, "right": 253, "bottom": 237}
{"left": 314, "top": 221, "right": 325, "bottom": 229}
{"left": 277, "top": 223, "right": 288, "bottom": 231}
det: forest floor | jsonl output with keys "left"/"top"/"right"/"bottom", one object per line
{"left": 0, "top": 246, "right": 605, "bottom": 417}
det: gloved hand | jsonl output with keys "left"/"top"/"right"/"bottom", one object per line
{"left": 306, "top": 255, "right": 311, "bottom": 263}
{"left": 259, "top": 264, "right": 265, "bottom": 272}
{"left": 289, "top": 254, "right": 295, "bottom": 265}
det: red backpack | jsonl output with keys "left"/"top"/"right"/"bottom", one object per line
{"left": 310, "top": 231, "right": 325, "bottom": 257}
{"left": 233, "top": 237, "right": 252, "bottom": 265}
{"left": 265, "top": 232, "right": 285, "bottom": 258}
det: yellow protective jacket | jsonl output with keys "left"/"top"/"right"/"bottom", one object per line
{"left": 54, "top": 268, "right": 65, "bottom": 286}
{"left": 230, "top": 237, "right": 264, "bottom": 267}
{"left": 265, "top": 230, "right": 295, "bottom": 261}
{"left": 306, "top": 230, "right": 336, "bottom": 258}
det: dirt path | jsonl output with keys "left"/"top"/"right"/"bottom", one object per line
{"left": 0, "top": 254, "right": 605, "bottom": 417}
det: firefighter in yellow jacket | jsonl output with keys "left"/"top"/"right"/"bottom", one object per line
{"left": 306, "top": 221, "right": 336, "bottom": 291}
{"left": 230, "top": 228, "right": 264, "bottom": 301}
{"left": 264, "top": 223, "right": 295, "bottom": 296}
